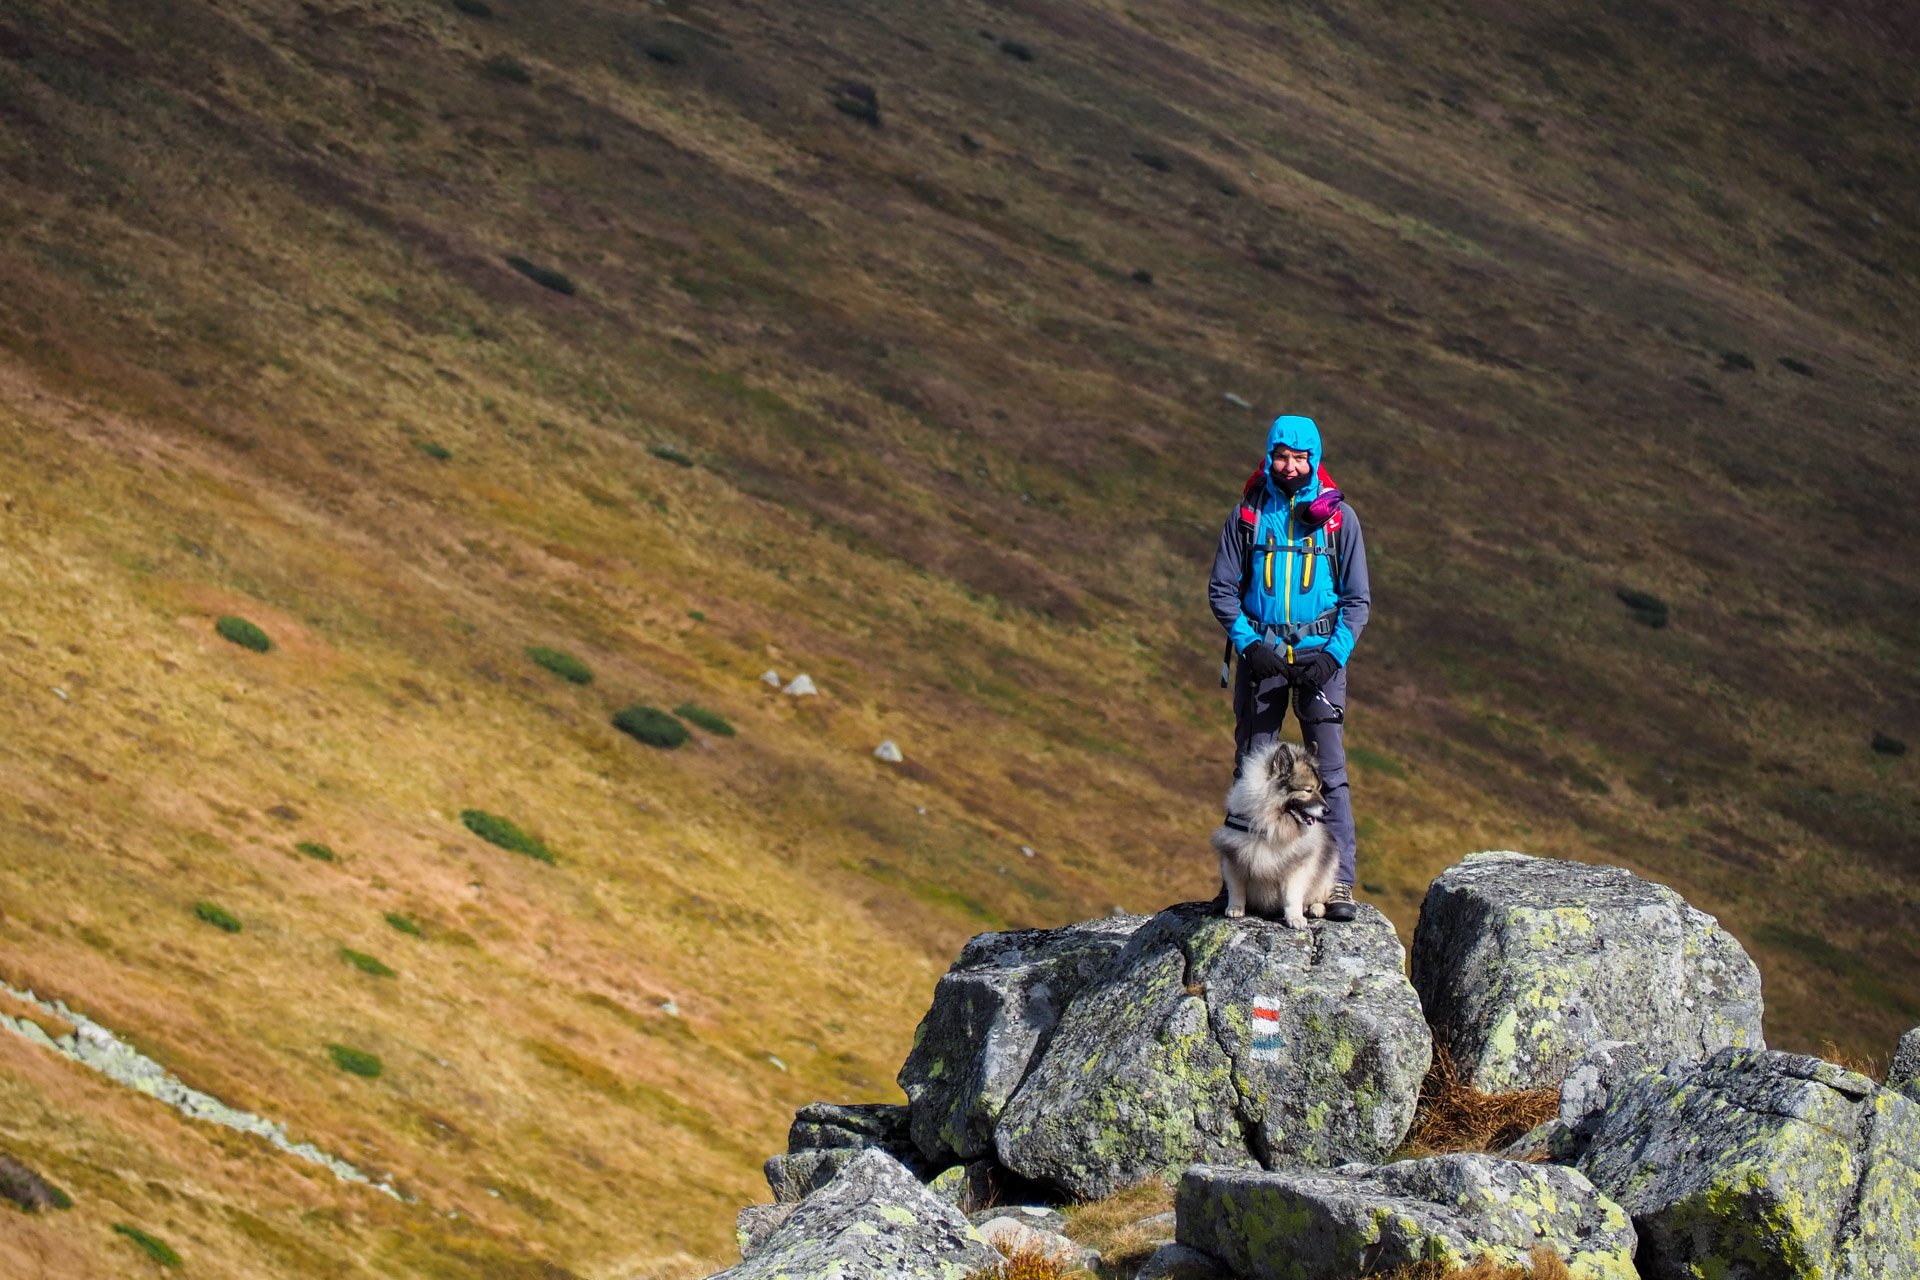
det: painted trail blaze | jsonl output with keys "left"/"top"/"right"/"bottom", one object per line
{"left": 1251, "top": 997, "right": 1283, "bottom": 1061}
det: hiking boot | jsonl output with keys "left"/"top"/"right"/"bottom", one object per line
{"left": 1324, "top": 882, "right": 1358, "bottom": 923}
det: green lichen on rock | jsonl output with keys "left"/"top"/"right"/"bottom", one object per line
{"left": 991, "top": 902, "right": 1429, "bottom": 1197}
{"left": 1176, "top": 1154, "right": 1637, "bottom": 1280}
{"left": 897, "top": 915, "right": 1143, "bottom": 1165}
{"left": 1578, "top": 1047, "right": 1920, "bottom": 1280}
{"left": 715, "top": 1149, "right": 997, "bottom": 1279}
{"left": 1412, "top": 851, "right": 1764, "bottom": 1091}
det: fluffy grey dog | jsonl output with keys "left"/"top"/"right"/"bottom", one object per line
{"left": 1211, "top": 740, "right": 1339, "bottom": 928}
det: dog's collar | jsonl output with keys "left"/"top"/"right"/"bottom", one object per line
{"left": 1224, "top": 812, "right": 1317, "bottom": 830}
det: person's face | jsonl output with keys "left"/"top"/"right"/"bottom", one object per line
{"left": 1270, "top": 445, "right": 1312, "bottom": 486}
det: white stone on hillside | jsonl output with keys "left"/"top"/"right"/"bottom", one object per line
{"left": 782, "top": 674, "right": 817, "bottom": 696}
{"left": 874, "top": 740, "right": 903, "bottom": 762}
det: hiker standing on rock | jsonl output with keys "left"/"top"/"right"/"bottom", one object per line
{"left": 1209, "top": 414, "right": 1372, "bottom": 921}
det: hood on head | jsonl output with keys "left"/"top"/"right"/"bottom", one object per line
{"left": 1264, "top": 414, "right": 1322, "bottom": 498}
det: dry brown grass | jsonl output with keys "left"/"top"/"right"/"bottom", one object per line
{"left": 1377, "top": 1247, "right": 1573, "bottom": 1280}
{"left": 1402, "top": 1045, "right": 1561, "bottom": 1157}
{"left": 967, "top": 1243, "right": 1083, "bottom": 1280}
{"left": 1822, "top": 1041, "right": 1888, "bottom": 1083}
{"left": 1059, "top": 1179, "right": 1176, "bottom": 1273}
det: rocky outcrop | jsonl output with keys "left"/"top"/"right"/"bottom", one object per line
{"left": 1502, "top": 1039, "right": 1659, "bottom": 1165}
{"left": 1890, "top": 1025, "right": 1920, "bottom": 1104}
{"left": 1578, "top": 1047, "right": 1920, "bottom": 1280}
{"left": 733, "top": 1204, "right": 792, "bottom": 1261}
{"left": 898, "top": 915, "right": 1145, "bottom": 1165}
{"left": 1411, "top": 851, "right": 1763, "bottom": 1090}
{"left": 787, "top": 1101, "right": 916, "bottom": 1155}
{"left": 1176, "top": 1153, "right": 1637, "bottom": 1280}
{"left": 992, "top": 902, "right": 1430, "bottom": 1198}
{"left": 764, "top": 1148, "right": 860, "bottom": 1203}
{"left": 714, "top": 1149, "right": 998, "bottom": 1280}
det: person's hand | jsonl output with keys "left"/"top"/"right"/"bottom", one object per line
{"left": 1289, "top": 649, "right": 1341, "bottom": 692}
{"left": 1242, "top": 640, "right": 1288, "bottom": 682}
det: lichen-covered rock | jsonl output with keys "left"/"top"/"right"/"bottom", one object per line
{"left": 1889, "top": 1025, "right": 1920, "bottom": 1104}
{"left": 898, "top": 915, "right": 1145, "bottom": 1164}
{"left": 1411, "top": 851, "right": 1764, "bottom": 1090}
{"left": 715, "top": 1149, "right": 999, "bottom": 1280}
{"left": 1177, "top": 1153, "right": 1637, "bottom": 1280}
{"left": 1504, "top": 1039, "right": 1662, "bottom": 1164}
{"left": 734, "top": 1204, "right": 793, "bottom": 1260}
{"left": 764, "top": 1147, "right": 859, "bottom": 1203}
{"left": 788, "top": 1102, "right": 914, "bottom": 1154}
{"left": 1578, "top": 1047, "right": 1920, "bottom": 1280}
{"left": 1135, "top": 1242, "right": 1231, "bottom": 1280}
{"left": 993, "top": 902, "right": 1429, "bottom": 1199}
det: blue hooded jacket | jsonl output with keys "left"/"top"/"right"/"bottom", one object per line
{"left": 1208, "top": 415, "right": 1371, "bottom": 666}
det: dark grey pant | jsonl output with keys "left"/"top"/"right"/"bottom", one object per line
{"left": 1232, "top": 664, "right": 1356, "bottom": 885}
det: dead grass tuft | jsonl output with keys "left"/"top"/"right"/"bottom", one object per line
{"left": 1403, "top": 1044, "right": 1560, "bottom": 1156}
{"left": 1821, "top": 1040, "right": 1887, "bottom": 1083}
{"left": 967, "top": 1244, "right": 1077, "bottom": 1280}
{"left": 1059, "top": 1178, "right": 1174, "bottom": 1271}
{"left": 1376, "top": 1246, "right": 1573, "bottom": 1279}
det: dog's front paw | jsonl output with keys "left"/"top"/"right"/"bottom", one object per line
{"left": 1224, "top": 905, "right": 1246, "bottom": 919}
{"left": 1307, "top": 902, "right": 1326, "bottom": 918}
{"left": 1283, "top": 913, "right": 1309, "bottom": 930}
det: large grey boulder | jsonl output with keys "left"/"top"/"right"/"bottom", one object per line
{"left": 1578, "top": 1047, "right": 1920, "bottom": 1280}
{"left": 788, "top": 1102, "right": 914, "bottom": 1154}
{"left": 992, "top": 902, "right": 1430, "bottom": 1199}
{"left": 1411, "top": 851, "right": 1764, "bottom": 1090}
{"left": 1176, "top": 1153, "right": 1638, "bottom": 1280}
{"left": 1889, "top": 1025, "right": 1920, "bottom": 1103}
{"left": 898, "top": 914, "right": 1146, "bottom": 1164}
{"left": 764, "top": 1148, "right": 859, "bottom": 1203}
{"left": 714, "top": 1149, "right": 999, "bottom": 1280}
{"left": 1502, "top": 1039, "right": 1660, "bottom": 1165}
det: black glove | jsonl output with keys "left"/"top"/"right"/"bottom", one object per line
{"left": 1289, "top": 649, "right": 1341, "bottom": 692}
{"left": 1241, "top": 640, "right": 1288, "bottom": 682}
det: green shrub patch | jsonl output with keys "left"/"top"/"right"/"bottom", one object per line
{"left": 642, "top": 42, "right": 685, "bottom": 65}
{"left": 1872, "top": 732, "right": 1907, "bottom": 757}
{"left": 673, "top": 703, "right": 735, "bottom": 737}
{"left": 295, "top": 841, "right": 335, "bottom": 861}
{"left": 113, "top": 1224, "right": 180, "bottom": 1266}
{"left": 484, "top": 54, "right": 532, "bottom": 84}
{"left": 328, "top": 1044, "right": 383, "bottom": 1078}
{"left": 215, "top": 615, "right": 272, "bottom": 652}
{"left": 1131, "top": 150, "right": 1172, "bottom": 172}
{"left": 460, "top": 809, "right": 556, "bottom": 863}
{"left": 452, "top": 0, "right": 492, "bottom": 15}
{"left": 193, "top": 901, "right": 242, "bottom": 933}
{"left": 416, "top": 442, "right": 452, "bottom": 461}
{"left": 385, "top": 913, "right": 423, "bottom": 937}
{"left": 341, "top": 949, "right": 395, "bottom": 977}
{"left": 613, "top": 705, "right": 689, "bottom": 749}
{"left": 1778, "top": 356, "right": 1814, "bottom": 377}
{"left": 647, "top": 443, "right": 694, "bottom": 467}
{"left": 0, "top": 1153, "right": 72, "bottom": 1212}
{"left": 1615, "top": 587, "right": 1670, "bottom": 628}
{"left": 1720, "top": 351, "right": 1755, "bottom": 371}
{"left": 527, "top": 646, "right": 593, "bottom": 685}
{"left": 998, "top": 38, "right": 1033, "bottom": 61}
{"left": 504, "top": 255, "right": 575, "bottom": 295}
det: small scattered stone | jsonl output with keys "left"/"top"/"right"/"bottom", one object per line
{"left": 1222, "top": 392, "right": 1252, "bottom": 409}
{"left": 782, "top": 674, "right": 818, "bottom": 696}
{"left": 874, "top": 740, "right": 904, "bottom": 762}
{"left": 1136, "top": 1242, "right": 1230, "bottom": 1280}
{"left": 759, "top": 669, "right": 781, "bottom": 686}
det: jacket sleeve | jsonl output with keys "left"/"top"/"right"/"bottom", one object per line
{"left": 1327, "top": 503, "right": 1371, "bottom": 666}
{"left": 1208, "top": 514, "right": 1261, "bottom": 654}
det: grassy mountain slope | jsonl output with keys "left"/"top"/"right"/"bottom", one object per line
{"left": 0, "top": 0, "right": 1916, "bottom": 1273}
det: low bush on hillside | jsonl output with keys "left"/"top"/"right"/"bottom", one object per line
{"left": 1871, "top": 731, "right": 1907, "bottom": 756}
{"left": 1778, "top": 356, "right": 1814, "bottom": 377}
{"left": 452, "top": 0, "right": 492, "bottom": 15}
{"left": 340, "top": 949, "right": 394, "bottom": 977}
{"left": 461, "top": 809, "right": 556, "bottom": 863}
{"left": 1131, "top": 150, "right": 1172, "bottom": 172}
{"left": 505, "top": 254, "right": 576, "bottom": 294}
{"left": 834, "top": 95, "right": 880, "bottom": 125}
{"left": 642, "top": 42, "right": 685, "bottom": 65}
{"left": 1720, "top": 350, "right": 1754, "bottom": 371}
{"left": 113, "top": 1223, "right": 180, "bottom": 1266}
{"left": 484, "top": 54, "right": 532, "bottom": 84}
{"left": 614, "top": 705, "right": 689, "bottom": 749}
{"left": 674, "top": 703, "right": 735, "bottom": 736}
{"left": 1131, "top": 269, "right": 1154, "bottom": 285}
{"left": 1401, "top": 1044, "right": 1559, "bottom": 1155}
{"left": 328, "top": 1044, "right": 383, "bottom": 1078}
{"left": 0, "top": 1153, "right": 72, "bottom": 1212}
{"left": 998, "top": 39, "right": 1033, "bottom": 61}
{"left": 385, "top": 913, "right": 423, "bottom": 937}
{"left": 215, "top": 615, "right": 272, "bottom": 652}
{"left": 295, "top": 840, "right": 335, "bottom": 861}
{"left": 647, "top": 443, "right": 694, "bottom": 466}
{"left": 528, "top": 646, "right": 593, "bottom": 684}
{"left": 416, "top": 441, "right": 452, "bottom": 461}
{"left": 1614, "top": 587, "right": 1669, "bottom": 628}
{"left": 193, "top": 901, "right": 242, "bottom": 933}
